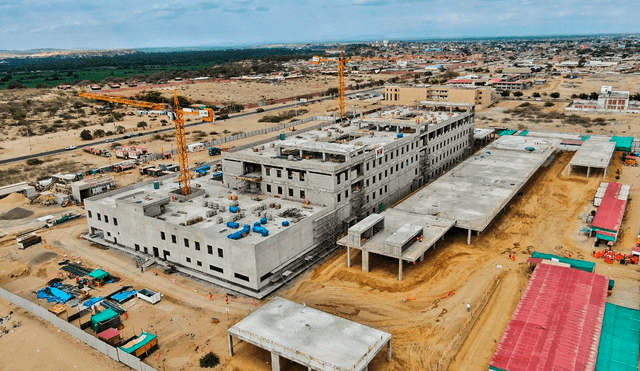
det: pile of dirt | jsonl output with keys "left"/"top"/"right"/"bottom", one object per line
{"left": 0, "top": 193, "right": 28, "bottom": 205}
{"left": 0, "top": 207, "right": 34, "bottom": 220}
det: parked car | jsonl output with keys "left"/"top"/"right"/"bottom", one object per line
{"left": 256, "top": 108, "right": 265, "bottom": 113}
{"left": 105, "top": 138, "right": 114, "bottom": 143}
{"left": 65, "top": 145, "right": 77, "bottom": 150}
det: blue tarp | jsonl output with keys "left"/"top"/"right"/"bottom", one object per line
{"left": 111, "top": 290, "right": 137, "bottom": 303}
{"left": 83, "top": 297, "right": 104, "bottom": 308}
{"left": 37, "top": 286, "right": 73, "bottom": 303}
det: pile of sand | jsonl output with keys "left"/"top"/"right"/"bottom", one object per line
{"left": 0, "top": 207, "right": 34, "bottom": 220}
{"left": 0, "top": 193, "right": 28, "bottom": 205}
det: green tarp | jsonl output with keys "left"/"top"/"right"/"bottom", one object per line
{"left": 88, "top": 268, "right": 109, "bottom": 280}
{"left": 582, "top": 135, "right": 592, "bottom": 141}
{"left": 90, "top": 308, "right": 118, "bottom": 332}
{"left": 120, "top": 332, "right": 157, "bottom": 354}
{"left": 519, "top": 130, "right": 529, "bottom": 136}
{"left": 499, "top": 130, "right": 517, "bottom": 136}
{"left": 611, "top": 136, "right": 634, "bottom": 152}
{"left": 596, "top": 303, "right": 640, "bottom": 371}
{"left": 531, "top": 251, "right": 596, "bottom": 272}
{"left": 596, "top": 232, "right": 617, "bottom": 242}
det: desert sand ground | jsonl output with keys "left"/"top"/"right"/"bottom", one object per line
{"left": 1, "top": 73, "right": 639, "bottom": 371}
{"left": 0, "top": 83, "right": 382, "bottom": 187}
{"left": 2, "top": 146, "right": 639, "bottom": 371}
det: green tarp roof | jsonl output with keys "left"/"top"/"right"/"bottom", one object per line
{"left": 531, "top": 251, "right": 596, "bottom": 272}
{"left": 611, "top": 136, "right": 634, "bottom": 152}
{"left": 90, "top": 308, "right": 119, "bottom": 331}
{"left": 499, "top": 130, "right": 517, "bottom": 136}
{"left": 88, "top": 268, "right": 109, "bottom": 280}
{"left": 120, "top": 332, "right": 157, "bottom": 354}
{"left": 596, "top": 303, "right": 640, "bottom": 371}
{"left": 519, "top": 130, "right": 529, "bottom": 136}
{"left": 596, "top": 232, "right": 617, "bottom": 242}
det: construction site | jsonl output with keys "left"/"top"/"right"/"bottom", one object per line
{"left": 2, "top": 66, "right": 640, "bottom": 371}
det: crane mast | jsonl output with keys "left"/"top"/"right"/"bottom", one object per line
{"left": 173, "top": 90, "right": 191, "bottom": 195}
{"left": 338, "top": 48, "right": 346, "bottom": 120}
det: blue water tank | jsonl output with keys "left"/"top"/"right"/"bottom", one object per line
{"left": 282, "top": 220, "right": 290, "bottom": 227}
{"left": 397, "top": 133, "right": 404, "bottom": 138}
{"left": 229, "top": 206, "right": 240, "bottom": 213}
{"left": 260, "top": 218, "right": 268, "bottom": 224}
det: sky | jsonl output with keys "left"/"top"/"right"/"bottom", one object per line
{"left": 1, "top": 0, "right": 639, "bottom": 51}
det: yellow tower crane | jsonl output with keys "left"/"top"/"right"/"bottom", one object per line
{"left": 78, "top": 92, "right": 166, "bottom": 110}
{"left": 78, "top": 89, "right": 193, "bottom": 195}
{"left": 173, "top": 89, "right": 191, "bottom": 195}
{"left": 312, "top": 47, "right": 395, "bottom": 120}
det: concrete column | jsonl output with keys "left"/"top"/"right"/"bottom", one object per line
{"left": 420, "top": 253, "right": 424, "bottom": 262}
{"left": 467, "top": 229, "right": 472, "bottom": 245}
{"left": 398, "top": 259, "right": 403, "bottom": 281}
{"left": 587, "top": 166, "right": 591, "bottom": 178}
{"left": 387, "top": 339, "right": 392, "bottom": 361}
{"left": 271, "top": 352, "right": 281, "bottom": 371}
{"left": 568, "top": 165, "right": 572, "bottom": 175}
{"left": 347, "top": 246, "right": 352, "bottom": 268}
{"left": 228, "top": 334, "right": 234, "bottom": 356}
{"left": 362, "top": 250, "right": 370, "bottom": 272}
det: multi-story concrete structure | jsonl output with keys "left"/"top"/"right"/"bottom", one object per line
{"left": 84, "top": 107, "right": 475, "bottom": 298}
{"left": 223, "top": 109, "right": 474, "bottom": 220}
{"left": 384, "top": 85, "right": 492, "bottom": 107}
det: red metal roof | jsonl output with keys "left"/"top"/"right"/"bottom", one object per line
{"left": 490, "top": 264, "right": 609, "bottom": 371}
{"left": 97, "top": 328, "right": 121, "bottom": 339}
{"left": 591, "top": 183, "right": 626, "bottom": 233}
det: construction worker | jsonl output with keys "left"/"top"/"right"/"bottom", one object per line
{"left": 467, "top": 303, "right": 471, "bottom": 312}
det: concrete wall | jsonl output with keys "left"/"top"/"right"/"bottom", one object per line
{"left": 0, "top": 287, "right": 156, "bottom": 371}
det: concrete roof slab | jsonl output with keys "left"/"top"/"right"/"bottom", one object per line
{"left": 569, "top": 139, "right": 616, "bottom": 169}
{"left": 229, "top": 297, "right": 391, "bottom": 371}
{"left": 396, "top": 136, "right": 560, "bottom": 231}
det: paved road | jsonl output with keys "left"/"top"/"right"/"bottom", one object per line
{"left": 0, "top": 87, "right": 383, "bottom": 166}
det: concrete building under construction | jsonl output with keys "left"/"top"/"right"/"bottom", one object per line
{"left": 84, "top": 108, "right": 475, "bottom": 298}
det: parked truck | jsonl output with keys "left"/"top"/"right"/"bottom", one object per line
{"left": 45, "top": 213, "right": 82, "bottom": 228}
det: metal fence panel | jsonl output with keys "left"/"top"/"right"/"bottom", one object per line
{"left": 106, "top": 344, "right": 120, "bottom": 362}
{"left": 117, "top": 348, "right": 142, "bottom": 369}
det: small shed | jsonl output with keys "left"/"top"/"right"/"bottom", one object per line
{"left": 91, "top": 308, "right": 121, "bottom": 333}
{"left": 98, "top": 328, "right": 123, "bottom": 346}
{"left": 88, "top": 269, "right": 110, "bottom": 281}
{"left": 119, "top": 332, "right": 158, "bottom": 358}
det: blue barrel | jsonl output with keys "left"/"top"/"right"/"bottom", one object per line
{"left": 260, "top": 218, "right": 268, "bottom": 224}
{"left": 397, "top": 133, "right": 404, "bottom": 138}
{"left": 282, "top": 220, "right": 290, "bottom": 227}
